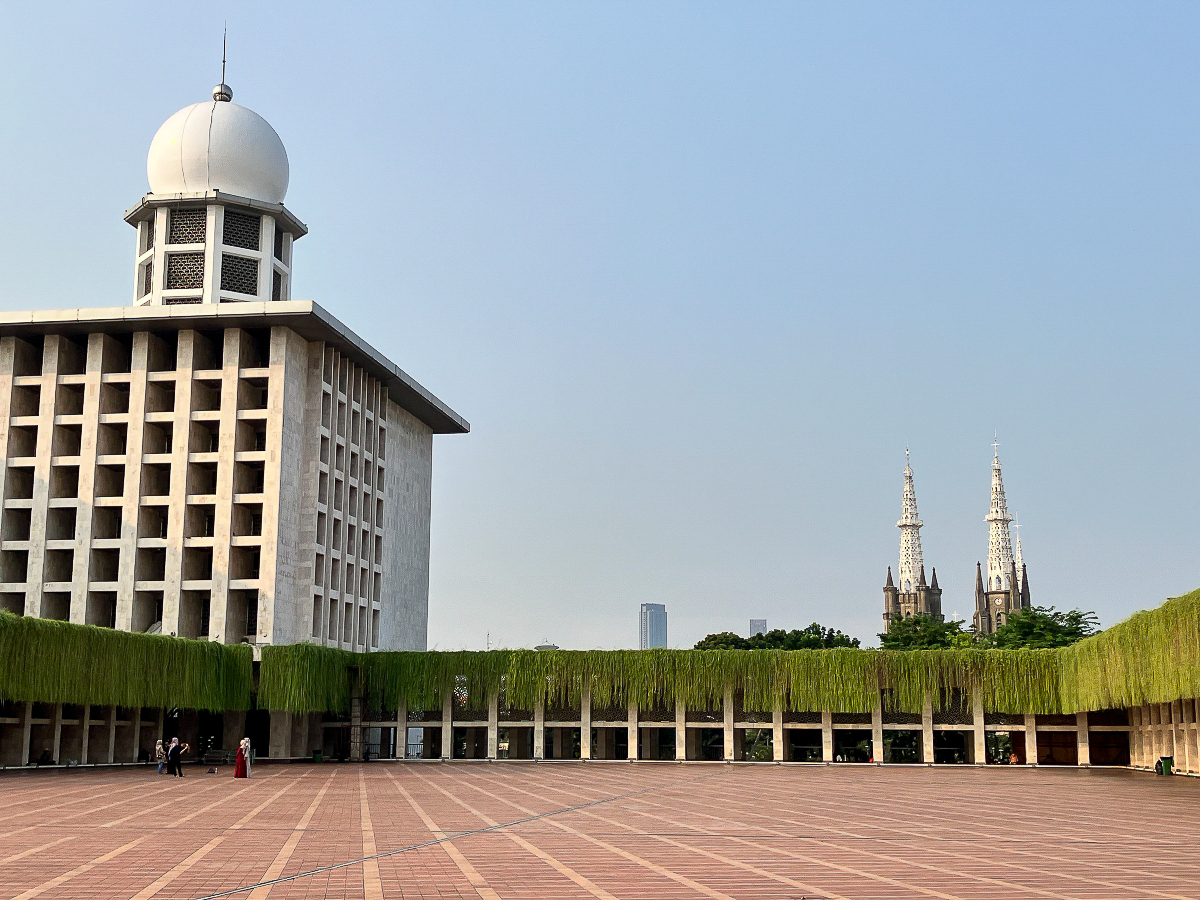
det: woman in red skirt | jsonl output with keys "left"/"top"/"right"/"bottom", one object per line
{"left": 233, "top": 737, "right": 248, "bottom": 778}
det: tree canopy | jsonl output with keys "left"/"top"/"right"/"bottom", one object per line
{"left": 984, "top": 606, "right": 1100, "bottom": 649}
{"left": 877, "top": 615, "right": 974, "bottom": 650}
{"left": 693, "top": 623, "right": 860, "bottom": 651}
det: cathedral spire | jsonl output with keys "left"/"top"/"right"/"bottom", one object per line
{"left": 897, "top": 450, "right": 924, "bottom": 594}
{"left": 985, "top": 442, "right": 1015, "bottom": 593}
{"left": 1013, "top": 516, "right": 1024, "bottom": 577}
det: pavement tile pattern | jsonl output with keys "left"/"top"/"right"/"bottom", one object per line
{"left": 0, "top": 762, "right": 1197, "bottom": 899}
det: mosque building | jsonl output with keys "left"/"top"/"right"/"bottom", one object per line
{"left": 0, "top": 82, "right": 467, "bottom": 657}
{"left": 882, "top": 447, "right": 1030, "bottom": 634}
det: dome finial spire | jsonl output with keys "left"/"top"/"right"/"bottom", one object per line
{"left": 213, "top": 25, "right": 232, "bottom": 102}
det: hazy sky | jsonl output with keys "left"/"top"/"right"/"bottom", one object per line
{"left": 2, "top": 3, "right": 1199, "bottom": 650}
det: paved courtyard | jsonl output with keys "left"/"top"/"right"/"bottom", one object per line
{"left": 0, "top": 762, "right": 1197, "bottom": 900}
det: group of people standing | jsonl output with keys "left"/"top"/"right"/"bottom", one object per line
{"left": 154, "top": 737, "right": 189, "bottom": 776}
{"left": 153, "top": 736, "right": 252, "bottom": 778}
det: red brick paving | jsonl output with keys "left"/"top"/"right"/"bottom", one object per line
{"left": 0, "top": 762, "right": 1197, "bottom": 899}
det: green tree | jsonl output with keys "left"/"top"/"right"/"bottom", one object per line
{"left": 984, "top": 606, "right": 1099, "bottom": 649}
{"left": 878, "top": 615, "right": 973, "bottom": 650}
{"left": 693, "top": 623, "right": 860, "bottom": 651}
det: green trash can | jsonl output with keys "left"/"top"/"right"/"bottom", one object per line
{"left": 1156, "top": 756, "right": 1173, "bottom": 775}
{"left": 313, "top": 750, "right": 323, "bottom": 763}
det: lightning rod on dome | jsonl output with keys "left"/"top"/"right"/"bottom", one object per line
{"left": 214, "top": 24, "right": 232, "bottom": 102}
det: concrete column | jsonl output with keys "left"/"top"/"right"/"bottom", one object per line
{"left": 768, "top": 705, "right": 787, "bottom": 763}
{"left": 163, "top": 331, "right": 198, "bottom": 636}
{"left": 80, "top": 704, "right": 91, "bottom": 764}
{"left": 871, "top": 697, "right": 884, "bottom": 764}
{"left": 821, "top": 710, "right": 833, "bottom": 762}
{"left": 270, "top": 711, "right": 293, "bottom": 759}
{"left": 51, "top": 703, "right": 63, "bottom": 764}
{"left": 206, "top": 329, "right": 243, "bottom": 643}
{"left": 129, "top": 708, "right": 142, "bottom": 762}
{"left": 115, "top": 333, "right": 150, "bottom": 631}
{"left": 26, "top": 337, "right": 61, "bottom": 619}
{"left": 72, "top": 335, "right": 105, "bottom": 624}
{"left": 397, "top": 699, "right": 408, "bottom": 760}
{"left": 349, "top": 694, "right": 363, "bottom": 762}
{"left": 534, "top": 700, "right": 545, "bottom": 760}
{"left": 627, "top": 701, "right": 639, "bottom": 760}
{"left": 440, "top": 688, "right": 453, "bottom": 759}
{"left": 105, "top": 705, "right": 117, "bottom": 764}
{"left": 972, "top": 689, "right": 986, "bottom": 765}
{"left": 1024, "top": 713, "right": 1038, "bottom": 765}
{"left": 676, "top": 696, "right": 688, "bottom": 761}
{"left": 487, "top": 689, "right": 499, "bottom": 760}
{"left": 580, "top": 685, "right": 592, "bottom": 760}
{"left": 723, "top": 687, "right": 735, "bottom": 761}
{"left": 1075, "top": 711, "right": 1090, "bottom": 766}
{"left": 921, "top": 694, "right": 934, "bottom": 764}
{"left": 19, "top": 701, "right": 32, "bottom": 766}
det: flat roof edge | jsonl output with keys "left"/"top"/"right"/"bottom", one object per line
{"left": 0, "top": 302, "right": 469, "bottom": 435}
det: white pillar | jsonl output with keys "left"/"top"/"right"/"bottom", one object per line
{"left": 80, "top": 705, "right": 91, "bottom": 765}
{"left": 921, "top": 693, "right": 934, "bottom": 764}
{"left": 534, "top": 700, "right": 545, "bottom": 760}
{"left": 1076, "top": 711, "right": 1090, "bottom": 766}
{"left": 105, "top": 706, "right": 117, "bottom": 764}
{"left": 871, "top": 697, "right": 884, "bottom": 764}
{"left": 580, "top": 685, "right": 592, "bottom": 760}
{"left": 821, "top": 710, "right": 833, "bottom": 762}
{"left": 723, "top": 687, "right": 735, "bottom": 761}
{"left": 627, "top": 700, "right": 638, "bottom": 761}
{"left": 1024, "top": 713, "right": 1038, "bottom": 765}
{"left": 773, "top": 704, "right": 785, "bottom": 762}
{"left": 51, "top": 703, "right": 63, "bottom": 764}
{"left": 972, "top": 689, "right": 986, "bottom": 765}
{"left": 440, "top": 688, "right": 453, "bottom": 759}
{"left": 676, "top": 696, "right": 687, "bottom": 761}
{"left": 487, "top": 689, "right": 498, "bottom": 760}
{"left": 19, "top": 701, "right": 32, "bottom": 766}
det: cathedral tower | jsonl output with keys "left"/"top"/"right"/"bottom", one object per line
{"left": 973, "top": 445, "right": 1031, "bottom": 633}
{"left": 882, "top": 452, "right": 943, "bottom": 632}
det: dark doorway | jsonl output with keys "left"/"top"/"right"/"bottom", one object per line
{"left": 933, "top": 730, "right": 971, "bottom": 764}
{"left": 787, "top": 729, "right": 822, "bottom": 761}
{"left": 245, "top": 708, "right": 270, "bottom": 759}
{"left": 1037, "top": 731, "right": 1078, "bottom": 765}
{"left": 987, "top": 731, "right": 1026, "bottom": 764}
{"left": 833, "top": 729, "right": 871, "bottom": 762}
{"left": 697, "top": 728, "right": 723, "bottom": 760}
{"left": 1088, "top": 731, "right": 1130, "bottom": 766}
{"left": 883, "top": 730, "right": 922, "bottom": 763}
{"left": 196, "top": 711, "right": 224, "bottom": 758}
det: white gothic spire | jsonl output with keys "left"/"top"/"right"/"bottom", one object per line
{"left": 986, "top": 444, "right": 1015, "bottom": 592}
{"left": 897, "top": 450, "right": 924, "bottom": 593}
{"left": 1013, "top": 516, "right": 1024, "bottom": 578}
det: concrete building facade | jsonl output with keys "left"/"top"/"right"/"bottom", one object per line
{"left": 0, "top": 82, "right": 466, "bottom": 656}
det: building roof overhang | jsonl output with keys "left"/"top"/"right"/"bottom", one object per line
{"left": 123, "top": 191, "right": 309, "bottom": 238}
{"left": 0, "top": 301, "right": 468, "bottom": 434}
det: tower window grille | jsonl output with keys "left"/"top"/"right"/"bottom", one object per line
{"left": 164, "top": 252, "right": 204, "bottom": 290}
{"left": 164, "top": 297, "right": 201, "bottom": 305}
{"left": 142, "top": 220, "right": 155, "bottom": 253}
{"left": 273, "top": 227, "right": 285, "bottom": 261}
{"left": 167, "top": 209, "right": 206, "bottom": 244}
{"left": 221, "top": 254, "right": 258, "bottom": 295}
{"left": 223, "top": 210, "right": 261, "bottom": 250}
{"left": 271, "top": 269, "right": 282, "bottom": 301}
{"left": 141, "top": 261, "right": 153, "bottom": 298}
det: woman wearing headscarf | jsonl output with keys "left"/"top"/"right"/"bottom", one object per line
{"left": 234, "top": 737, "right": 248, "bottom": 778}
{"left": 155, "top": 739, "right": 166, "bottom": 775}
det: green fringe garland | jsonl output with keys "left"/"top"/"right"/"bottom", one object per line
{"left": 9, "top": 589, "right": 1200, "bottom": 717}
{"left": 0, "top": 611, "right": 252, "bottom": 710}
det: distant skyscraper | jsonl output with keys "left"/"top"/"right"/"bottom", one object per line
{"left": 750, "top": 619, "right": 767, "bottom": 636}
{"left": 640, "top": 604, "right": 667, "bottom": 649}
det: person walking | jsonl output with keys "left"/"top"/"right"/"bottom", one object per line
{"left": 166, "top": 737, "right": 188, "bottom": 777}
{"left": 155, "top": 740, "right": 167, "bottom": 775}
{"left": 242, "top": 737, "right": 252, "bottom": 778}
{"left": 233, "top": 738, "right": 248, "bottom": 778}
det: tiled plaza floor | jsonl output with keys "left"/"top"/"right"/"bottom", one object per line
{"left": 0, "top": 761, "right": 1197, "bottom": 899}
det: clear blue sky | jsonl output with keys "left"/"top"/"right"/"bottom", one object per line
{"left": 2, "top": 3, "right": 1199, "bottom": 649}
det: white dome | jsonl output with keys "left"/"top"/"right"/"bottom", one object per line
{"left": 146, "top": 93, "right": 289, "bottom": 204}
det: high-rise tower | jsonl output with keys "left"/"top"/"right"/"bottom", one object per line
{"left": 974, "top": 445, "right": 1030, "bottom": 633}
{"left": 882, "top": 452, "right": 942, "bottom": 632}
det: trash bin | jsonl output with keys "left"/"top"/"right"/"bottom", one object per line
{"left": 312, "top": 750, "right": 323, "bottom": 763}
{"left": 1155, "top": 756, "right": 1173, "bottom": 775}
